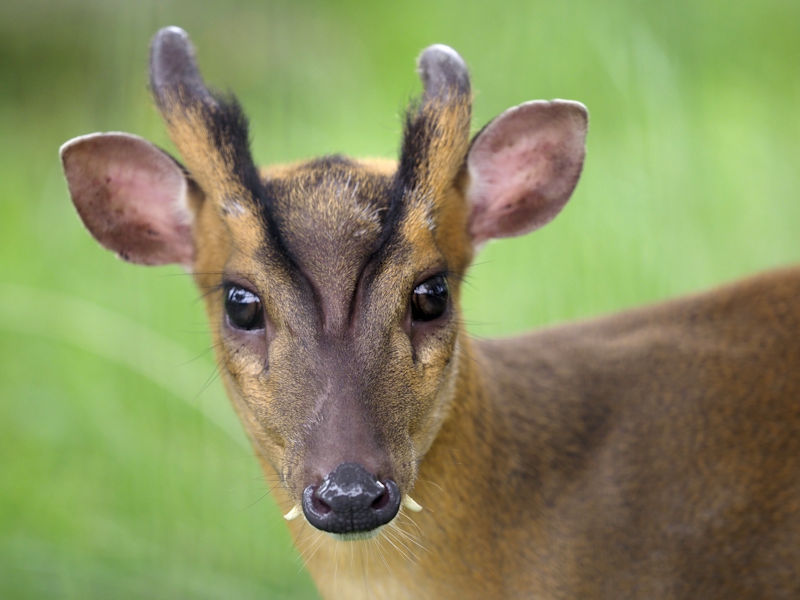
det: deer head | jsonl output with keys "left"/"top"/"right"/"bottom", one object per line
{"left": 60, "top": 26, "right": 587, "bottom": 538}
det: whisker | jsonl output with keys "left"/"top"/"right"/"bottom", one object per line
{"left": 333, "top": 537, "right": 340, "bottom": 592}
{"left": 349, "top": 538, "right": 355, "bottom": 574}
{"left": 397, "top": 511, "right": 424, "bottom": 538}
{"left": 304, "top": 531, "right": 327, "bottom": 567}
{"left": 391, "top": 520, "right": 427, "bottom": 554}
{"left": 418, "top": 477, "right": 444, "bottom": 494}
{"left": 241, "top": 489, "right": 271, "bottom": 510}
{"left": 296, "top": 529, "right": 325, "bottom": 574}
{"left": 176, "top": 345, "right": 215, "bottom": 367}
{"left": 382, "top": 527, "right": 415, "bottom": 564}
{"left": 293, "top": 525, "right": 319, "bottom": 564}
{"left": 192, "top": 364, "right": 221, "bottom": 399}
{"left": 372, "top": 534, "right": 391, "bottom": 572}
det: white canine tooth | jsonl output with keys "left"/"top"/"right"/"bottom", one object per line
{"left": 402, "top": 495, "right": 423, "bottom": 512}
{"left": 283, "top": 505, "right": 302, "bottom": 521}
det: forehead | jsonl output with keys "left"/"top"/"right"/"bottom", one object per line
{"left": 257, "top": 156, "right": 404, "bottom": 299}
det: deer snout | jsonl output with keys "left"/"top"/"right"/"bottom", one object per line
{"left": 301, "top": 462, "right": 401, "bottom": 536}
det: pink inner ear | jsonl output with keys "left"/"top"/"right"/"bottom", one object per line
{"left": 61, "top": 133, "right": 194, "bottom": 267}
{"left": 466, "top": 100, "right": 587, "bottom": 245}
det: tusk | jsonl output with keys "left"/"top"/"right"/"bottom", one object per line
{"left": 283, "top": 505, "right": 302, "bottom": 521}
{"left": 402, "top": 495, "right": 423, "bottom": 512}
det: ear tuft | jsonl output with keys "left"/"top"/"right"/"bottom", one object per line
{"left": 60, "top": 132, "right": 195, "bottom": 267}
{"left": 466, "top": 100, "right": 588, "bottom": 245}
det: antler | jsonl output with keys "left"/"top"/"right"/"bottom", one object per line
{"left": 397, "top": 44, "right": 472, "bottom": 199}
{"left": 417, "top": 44, "right": 470, "bottom": 104}
{"left": 150, "top": 26, "right": 214, "bottom": 109}
{"left": 149, "top": 27, "right": 259, "bottom": 202}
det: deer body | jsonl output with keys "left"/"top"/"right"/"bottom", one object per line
{"left": 61, "top": 27, "right": 800, "bottom": 599}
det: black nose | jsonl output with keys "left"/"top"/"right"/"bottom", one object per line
{"left": 302, "top": 462, "right": 401, "bottom": 535}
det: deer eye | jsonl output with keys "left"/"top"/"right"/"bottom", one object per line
{"left": 224, "top": 284, "right": 265, "bottom": 331}
{"left": 411, "top": 274, "right": 449, "bottom": 322}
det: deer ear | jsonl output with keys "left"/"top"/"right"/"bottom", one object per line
{"left": 60, "top": 132, "right": 196, "bottom": 267}
{"left": 465, "top": 100, "right": 587, "bottom": 245}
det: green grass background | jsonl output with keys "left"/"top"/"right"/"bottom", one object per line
{"left": 1, "top": 0, "right": 799, "bottom": 598}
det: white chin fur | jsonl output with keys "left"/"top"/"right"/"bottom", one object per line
{"left": 329, "top": 528, "right": 382, "bottom": 542}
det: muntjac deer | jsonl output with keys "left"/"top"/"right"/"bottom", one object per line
{"left": 60, "top": 27, "right": 800, "bottom": 599}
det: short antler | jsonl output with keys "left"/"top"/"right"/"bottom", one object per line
{"left": 417, "top": 44, "right": 470, "bottom": 103}
{"left": 150, "top": 26, "right": 214, "bottom": 110}
{"left": 148, "top": 27, "right": 259, "bottom": 204}
{"left": 397, "top": 45, "right": 472, "bottom": 201}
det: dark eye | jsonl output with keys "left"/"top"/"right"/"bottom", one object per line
{"left": 224, "top": 284, "right": 265, "bottom": 331}
{"left": 411, "top": 274, "right": 449, "bottom": 322}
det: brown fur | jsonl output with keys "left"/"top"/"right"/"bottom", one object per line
{"left": 62, "top": 29, "right": 800, "bottom": 599}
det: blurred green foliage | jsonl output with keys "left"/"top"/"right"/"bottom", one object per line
{"left": 1, "top": 0, "right": 798, "bottom": 597}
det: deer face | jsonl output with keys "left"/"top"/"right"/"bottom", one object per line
{"left": 192, "top": 153, "right": 472, "bottom": 535}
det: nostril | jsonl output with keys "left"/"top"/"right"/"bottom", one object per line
{"left": 371, "top": 487, "right": 390, "bottom": 511}
{"left": 302, "top": 484, "right": 331, "bottom": 525}
{"left": 309, "top": 486, "right": 331, "bottom": 515}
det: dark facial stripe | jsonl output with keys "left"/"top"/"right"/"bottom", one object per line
{"left": 349, "top": 100, "right": 439, "bottom": 293}
{"left": 193, "top": 92, "right": 306, "bottom": 279}
{"left": 256, "top": 177, "right": 308, "bottom": 281}
{"left": 364, "top": 98, "right": 436, "bottom": 265}
{"left": 202, "top": 91, "right": 263, "bottom": 200}
{"left": 396, "top": 99, "right": 435, "bottom": 195}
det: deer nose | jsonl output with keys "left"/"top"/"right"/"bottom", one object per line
{"left": 301, "top": 462, "right": 401, "bottom": 535}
